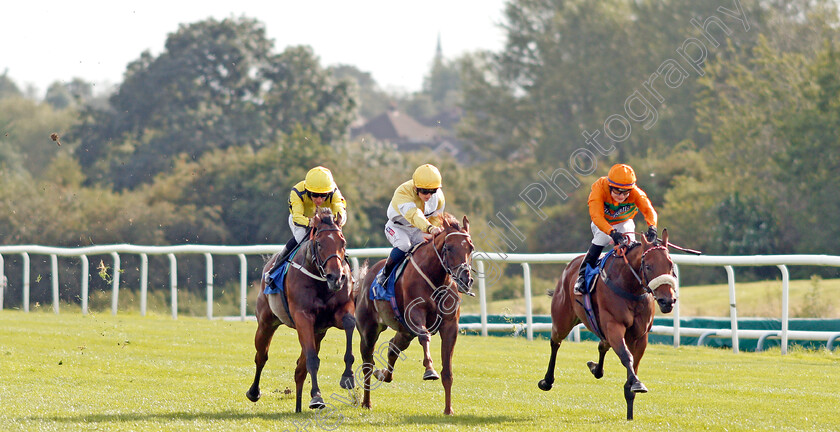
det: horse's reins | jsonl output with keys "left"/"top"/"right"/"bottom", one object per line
{"left": 607, "top": 242, "right": 674, "bottom": 299}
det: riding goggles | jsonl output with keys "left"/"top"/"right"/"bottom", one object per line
{"left": 417, "top": 188, "right": 438, "bottom": 195}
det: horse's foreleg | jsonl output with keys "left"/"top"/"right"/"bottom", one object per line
{"left": 247, "top": 295, "right": 280, "bottom": 403}
{"left": 605, "top": 325, "right": 646, "bottom": 422}
{"left": 293, "top": 352, "right": 306, "bottom": 413}
{"left": 295, "top": 318, "right": 326, "bottom": 410}
{"left": 624, "top": 380, "right": 636, "bottom": 420}
{"left": 587, "top": 339, "right": 609, "bottom": 380}
{"left": 418, "top": 331, "right": 440, "bottom": 381}
{"left": 439, "top": 321, "right": 458, "bottom": 415}
{"left": 623, "top": 337, "right": 648, "bottom": 421}
{"left": 339, "top": 313, "right": 356, "bottom": 390}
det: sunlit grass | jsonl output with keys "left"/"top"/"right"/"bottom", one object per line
{"left": 0, "top": 311, "right": 837, "bottom": 431}
{"left": 462, "top": 277, "right": 840, "bottom": 318}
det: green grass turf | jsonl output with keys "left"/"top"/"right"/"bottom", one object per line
{"left": 461, "top": 278, "right": 840, "bottom": 318}
{"left": 0, "top": 310, "right": 837, "bottom": 431}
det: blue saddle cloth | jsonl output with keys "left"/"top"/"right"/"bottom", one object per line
{"left": 264, "top": 246, "right": 301, "bottom": 295}
{"left": 369, "top": 255, "right": 408, "bottom": 302}
{"left": 583, "top": 248, "right": 616, "bottom": 293}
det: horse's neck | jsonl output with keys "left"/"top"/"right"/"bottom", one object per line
{"left": 607, "top": 247, "right": 643, "bottom": 291}
{"left": 295, "top": 240, "right": 316, "bottom": 269}
{"left": 409, "top": 236, "right": 447, "bottom": 284}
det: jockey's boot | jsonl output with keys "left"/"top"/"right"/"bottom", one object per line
{"left": 574, "top": 243, "right": 604, "bottom": 295}
{"left": 375, "top": 247, "right": 407, "bottom": 287}
{"left": 264, "top": 237, "right": 299, "bottom": 282}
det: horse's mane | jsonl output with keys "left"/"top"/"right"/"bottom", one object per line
{"left": 316, "top": 207, "right": 335, "bottom": 226}
{"left": 441, "top": 212, "right": 460, "bottom": 231}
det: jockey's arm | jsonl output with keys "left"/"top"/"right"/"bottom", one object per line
{"left": 330, "top": 188, "right": 348, "bottom": 227}
{"left": 633, "top": 188, "right": 658, "bottom": 228}
{"left": 289, "top": 188, "right": 310, "bottom": 227}
{"left": 587, "top": 187, "right": 614, "bottom": 235}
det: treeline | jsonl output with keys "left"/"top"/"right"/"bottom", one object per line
{"left": 2, "top": 0, "right": 840, "bottom": 307}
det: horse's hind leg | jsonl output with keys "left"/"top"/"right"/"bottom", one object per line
{"left": 538, "top": 339, "right": 561, "bottom": 391}
{"left": 247, "top": 294, "right": 281, "bottom": 403}
{"left": 338, "top": 313, "right": 356, "bottom": 390}
{"left": 587, "top": 339, "right": 609, "bottom": 379}
{"left": 538, "top": 300, "right": 577, "bottom": 391}
{"left": 376, "top": 331, "right": 413, "bottom": 382}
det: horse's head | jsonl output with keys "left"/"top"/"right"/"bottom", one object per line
{"left": 638, "top": 228, "right": 677, "bottom": 313}
{"left": 436, "top": 214, "right": 475, "bottom": 294}
{"left": 310, "top": 208, "right": 348, "bottom": 292}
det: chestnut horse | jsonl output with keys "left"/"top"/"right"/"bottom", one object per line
{"left": 246, "top": 208, "right": 355, "bottom": 412}
{"left": 355, "top": 214, "right": 474, "bottom": 415}
{"left": 538, "top": 229, "right": 677, "bottom": 420}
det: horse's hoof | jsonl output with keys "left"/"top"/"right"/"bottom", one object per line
{"left": 373, "top": 369, "right": 392, "bottom": 382}
{"left": 587, "top": 361, "right": 604, "bottom": 379}
{"left": 443, "top": 407, "right": 454, "bottom": 415}
{"left": 423, "top": 369, "right": 440, "bottom": 381}
{"left": 538, "top": 379, "right": 553, "bottom": 391}
{"left": 245, "top": 389, "right": 261, "bottom": 402}
{"left": 340, "top": 375, "right": 355, "bottom": 390}
{"left": 309, "top": 395, "right": 326, "bottom": 409}
{"left": 631, "top": 381, "right": 648, "bottom": 393}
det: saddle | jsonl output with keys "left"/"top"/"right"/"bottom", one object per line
{"left": 576, "top": 248, "right": 618, "bottom": 340}
{"left": 369, "top": 243, "right": 424, "bottom": 334}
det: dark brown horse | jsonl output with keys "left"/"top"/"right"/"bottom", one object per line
{"left": 246, "top": 208, "right": 355, "bottom": 412}
{"left": 538, "top": 229, "right": 677, "bottom": 420}
{"left": 355, "top": 214, "right": 474, "bottom": 415}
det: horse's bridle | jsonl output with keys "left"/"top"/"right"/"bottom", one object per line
{"left": 311, "top": 226, "right": 345, "bottom": 275}
{"left": 289, "top": 226, "right": 345, "bottom": 282}
{"left": 616, "top": 243, "right": 674, "bottom": 294}
{"left": 310, "top": 226, "right": 345, "bottom": 279}
{"left": 430, "top": 231, "right": 473, "bottom": 294}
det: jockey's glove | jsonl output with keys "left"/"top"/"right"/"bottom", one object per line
{"left": 609, "top": 230, "right": 625, "bottom": 245}
{"left": 646, "top": 225, "right": 658, "bottom": 242}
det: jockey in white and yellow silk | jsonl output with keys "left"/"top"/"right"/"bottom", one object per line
{"left": 264, "top": 166, "right": 346, "bottom": 282}
{"left": 375, "top": 164, "right": 445, "bottom": 286}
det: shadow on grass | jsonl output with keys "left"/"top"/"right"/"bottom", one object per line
{"left": 27, "top": 410, "right": 525, "bottom": 428}
{"left": 25, "top": 409, "right": 305, "bottom": 424}
{"left": 393, "top": 413, "right": 524, "bottom": 426}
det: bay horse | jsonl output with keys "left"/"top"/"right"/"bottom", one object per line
{"left": 538, "top": 229, "right": 677, "bottom": 420}
{"left": 355, "top": 214, "right": 474, "bottom": 415}
{"left": 246, "top": 207, "right": 355, "bottom": 412}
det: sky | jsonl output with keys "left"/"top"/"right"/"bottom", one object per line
{"left": 1, "top": 1, "right": 508, "bottom": 97}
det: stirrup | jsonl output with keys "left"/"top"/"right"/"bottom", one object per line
{"left": 574, "top": 279, "right": 586, "bottom": 295}
{"left": 375, "top": 271, "right": 388, "bottom": 286}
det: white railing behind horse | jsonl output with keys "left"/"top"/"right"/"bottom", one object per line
{"left": 1, "top": 245, "right": 839, "bottom": 354}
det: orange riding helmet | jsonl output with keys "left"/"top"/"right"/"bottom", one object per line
{"left": 607, "top": 164, "right": 636, "bottom": 188}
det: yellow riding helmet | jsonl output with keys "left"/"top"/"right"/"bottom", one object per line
{"left": 413, "top": 164, "right": 442, "bottom": 189}
{"left": 608, "top": 164, "right": 636, "bottom": 188}
{"left": 304, "top": 166, "right": 336, "bottom": 194}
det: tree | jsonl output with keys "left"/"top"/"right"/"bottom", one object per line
{"left": 72, "top": 17, "right": 356, "bottom": 190}
{"left": 44, "top": 78, "right": 95, "bottom": 109}
{"left": 330, "top": 64, "right": 391, "bottom": 120}
{"left": 0, "top": 71, "right": 22, "bottom": 100}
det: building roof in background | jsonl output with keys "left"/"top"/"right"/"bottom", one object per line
{"left": 351, "top": 108, "right": 441, "bottom": 142}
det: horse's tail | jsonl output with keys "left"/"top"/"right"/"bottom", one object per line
{"left": 353, "top": 259, "right": 369, "bottom": 298}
